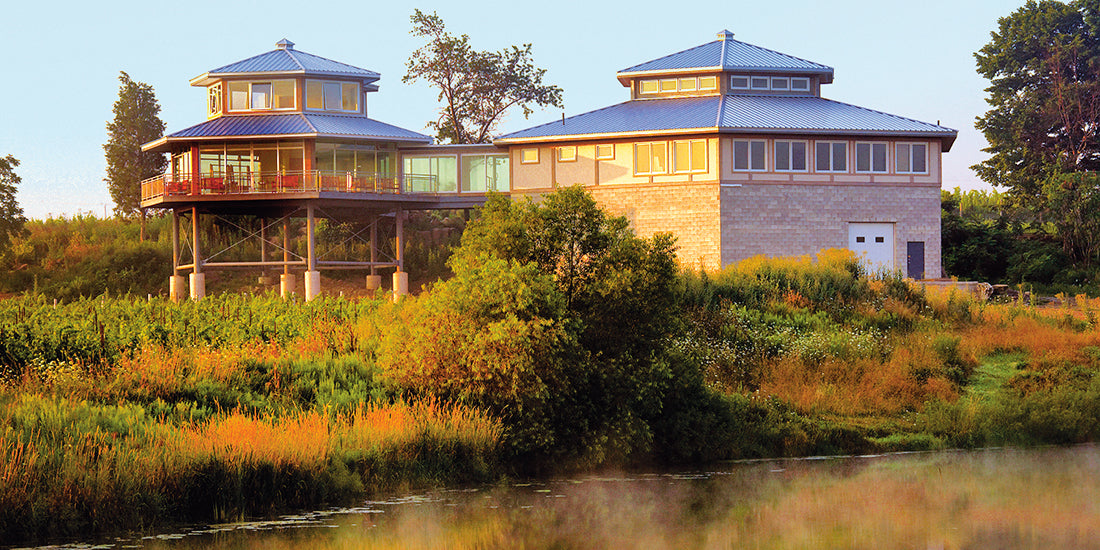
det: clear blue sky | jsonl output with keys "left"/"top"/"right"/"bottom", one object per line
{"left": 1, "top": 0, "right": 1026, "bottom": 220}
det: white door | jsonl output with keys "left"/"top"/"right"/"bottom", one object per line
{"left": 847, "top": 223, "right": 894, "bottom": 272}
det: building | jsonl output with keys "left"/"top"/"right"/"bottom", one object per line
{"left": 142, "top": 32, "right": 956, "bottom": 300}
{"left": 495, "top": 30, "right": 957, "bottom": 276}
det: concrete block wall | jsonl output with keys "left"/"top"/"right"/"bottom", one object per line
{"left": 720, "top": 182, "right": 942, "bottom": 277}
{"left": 588, "top": 181, "right": 722, "bottom": 271}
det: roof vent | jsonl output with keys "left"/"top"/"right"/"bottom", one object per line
{"left": 716, "top": 30, "right": 735, "bottom": 40}
{"left": 276, "top": 39, "right": 295, "bottom": 50}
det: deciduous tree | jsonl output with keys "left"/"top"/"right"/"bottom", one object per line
{"left": 104, "top": 71, "right": 166, "bottom": 237}
{"left": 403, "top": 9, "right": 563, "bottom": 144}
{"left": 0, "top": 154, "right": 28, "bottom": 259}
{"left": 973, "top": 0, "right": 1100, "bottom": 208}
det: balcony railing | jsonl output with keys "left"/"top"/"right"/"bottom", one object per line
{"left": 140, "top": 170, "right": 403, "bottom": 201}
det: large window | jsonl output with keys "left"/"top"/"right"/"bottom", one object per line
{"left": 733, "top": 140, "right": 766, "bottom": 171}
{"left": 195, "top": 141, "right": 304, "bottom": 178}
{"left": 775, "top": 140, "right": 808, "bottom": 171}
{"left": 856, "top": 142, "right": 888, "bottom": 173}
{"left": 403, "top": 155, "right": 457, "bottom": 193}
{"left": 638, "top": 76, "right": 717, "bottom": 96}
{"left": 815, "top": 141, "right": 847, "bottom": 172}
{"left": 306, "top": 80, "right": 360, "bottom": 113}
{"left": 895, "top": 143, "right": 928, "bottom": 174}
{"left": 673, "top": 140, "right": 707, "bottom": 173}
{"left": 226, "top": 80, "right": 295, "bottom": 111}
{"left": 635, "top": 142, "right": 667, "bottom": 175}
{"left": 461, "top": 154, "right": 510, "bottom": 192}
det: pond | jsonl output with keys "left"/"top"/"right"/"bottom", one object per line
{"left": 13, "top": 444, "right": 1100, "bottom": 549}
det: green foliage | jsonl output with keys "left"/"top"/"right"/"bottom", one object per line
{"left": 403, "top": 9, "right": 563, "bottom": 144}
{"left": 104, "top": 72, "right": 166, "bottom": 219}
{"left": 973, "top": 0, "right": 1100, "bottom": 207}
{"left": 0, "top": 154, "right": 28, "bottom": 261}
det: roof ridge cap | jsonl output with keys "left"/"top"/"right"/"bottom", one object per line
{"left": 284, "top": 48, "right": 307, "bottom": 71}
{"left": 727, "top": 38, "right": 833, "bottom": 72}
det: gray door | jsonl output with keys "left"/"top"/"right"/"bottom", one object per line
{"left": 906, "top": 241, "right": 925, "bottom": 279}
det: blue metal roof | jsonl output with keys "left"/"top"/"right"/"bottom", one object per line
{"left": 618, "top": 31, "right": 833, "bottom": 80}
{"left": 143, "top": 114, "right": 431, "bottom": 151}
{"left": 496, "top": 94, "right": 956, "bottom": 149}
{"left": 192, "top": 40, "right": 380, "bottom": 85}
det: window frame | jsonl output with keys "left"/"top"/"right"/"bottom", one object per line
{"left": 895, "top": 142, "right": 928, "bottom": 174}
{"left": 774, "top": 140, "right": 809, "bottom": 172}
{"left": 730, "top": 75, "right": 750, "bottom": 90}
{"left": 791, "top": 77, "right": 811, "bottom": 92}
{"left": 855, "top": 142, "right": 889, "bottom": 173}
{"left": 520, "top": 148, "right": 540, "bottom": 164}
{"left": 814, "top": 141, "right": 848, "bottom": 173}
{"left": 595, "top": 144, "right": 615, "bottom": 160}
{"left": 732, "top": 139, "right": 767, "bottom": 172}
{"left": 634, "top": 142, "right": 668, "bottom": 176}
{"left": 750, "top": 76, "right": 770, "bottom": 90}
{"left": 771, "top": 77, "right": 790, "bottom": 91}
{"left": 639, "top": 79, "right": 659, "bottom": 95}
{"left": 672, "top": 139, "right": 708, "bottom": 174}
{"left": 306, "top": 79, "right": 361, "bottom": 113}
{"left": 208, "top": 84, "right": 222, "bottom": 116}
{"left": 699, "top": 75, "right": 718, "bottom": 91}
{"left": 557, "top": 145, "right": 577, "bottom": 162}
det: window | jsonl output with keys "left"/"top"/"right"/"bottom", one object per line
{"left": 659, "top": 79, "right": 678, "bottom": 92}
{"left": 461, "top": 154, "right": 509, "bottom": 192}
{"left": 815, "top": 141, "right": 847, "bottom": 172}
{"left": 251, "top": 83, "right": 272, "bottom": 110}
{"left": 306, "top": 80, "right": 360, "bottom": 112}
{"left": 640, "top": 80, "right": 658, "bottom": 95}
{"left": 775, "top": 140, "right": 808, "bottom": 171}
{"left": 856, "top": 142, "right": 888, "bottom": 173}
{"left": 895, "top": 143, "right": 928, "bottom": 173}
{"left": 635, "top": 142, "right": 667, "bottom": 175}
{"left": 520, "top": 148, "right": 539, "bottom": 164}
{"left": 730, "top": 75, "right": 750, "bottom": 90}
{"left": 751, "top": 76, "right": 770, "bottom": 90}
{"left": 306, "top": 81, "right": 324, "bottom": 109}
{"left": 733, "top": 140, "right": 766, "bottom": 171}
{"left": 699, "top": 76, "right": 717, "bottom": 90}
{"left": 596, "top": 144, "right": 614, "bottom": 160}
{"left": 273, "top": 81, "right": 295, "bottom": 109}
{"left": 673, "top": 140, "right": 707, "bottom": 173}
{"left": 208, "top": 84, "right": 221, "bottom": 116}
{"left": 679, "top": 77, "right": 697, "bottom": 92}
{"left": 791, "top": 78, "right": 810, "bottom": 91}
{"left": 771, "top": 77, "right": 789, "bottom": 90}
{"left": 403, "top": 155, "right": 458, "bottom": 193}
{"left": 557, "top": 146, "right": 577, "bottom": 162}
{"left": 229, "top": 82, "right": 249, "bottom": 111}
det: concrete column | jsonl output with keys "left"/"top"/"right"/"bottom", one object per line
{"left": 189, "top": 272, "right": 206, "bottom": 300}
{"left": 305, "top": 270, "right": 321, "bottom": 301}
{"left": 366, "top": 275, "right": 382, "bottom": 292}
{"left": 392, "top": 270, "right": 408, "bottom": 302}
{"left": 258, "top": 218, "right": 271, "bottom": 285}
{"left": 169, "top": 275, "right": 187, "bottom": 302}
{"left": 191, "top": 206, "right": 204, "bottom": 300}
{"left": 369, "top": 218, "right": 378, "bottom": 278}
{"left": 280, "top": 273, "right": 296, "bottom": 297}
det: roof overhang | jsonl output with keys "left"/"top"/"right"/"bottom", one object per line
{"left": 189, "top": 70, "right": 381, "bottom": 87}
{"left": 616, "top": 66, "right": 835, "bottom": 87}
{"left": 495, "top": 126, "right": 956, "bottom": 150}
{"left": 142, "top": 132, "right": 432, "bottom": 154}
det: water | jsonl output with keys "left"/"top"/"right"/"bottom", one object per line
{"left": 13, "top": 444, "right": 1100, "bottom": 549}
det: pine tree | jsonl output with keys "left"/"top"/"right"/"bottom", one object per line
{"left": 0, "top": 154, "right": 28, "bottom": 259}
{"left": 104, "top": 71, "right": 166, "bottom": 238}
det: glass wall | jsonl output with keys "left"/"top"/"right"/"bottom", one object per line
{"left": 403, "top": 156, "right": 457, "bottom": 193}
{"left": 196, "top": 141, "right": 305, "bottom": 177}
{"left": 314, "top": 142, "right": 396, "bottom": 177}
{"left": 461, "top": 154, "right": 509, "bottom": 192}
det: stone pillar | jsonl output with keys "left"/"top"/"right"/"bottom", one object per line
{"left": 366, "top": 275, "right": 382, "bottom": 292}
{"left": 189, "top": 272, "right": 206, "bottom": 300}
{"left": 305, "top": 270, "right": 321, "bottom": 301}
{"left": 392, "top": 270, "right": 408, "bottom": 302}
{"left": 280, "top": 273, "right": 296, "bottom": 297}
{"left": 169, "top": 275, "right": 187, "bottom": 302}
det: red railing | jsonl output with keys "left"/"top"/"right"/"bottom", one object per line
{"left": 141, "top": 171, "right": 402, "bottom": 201}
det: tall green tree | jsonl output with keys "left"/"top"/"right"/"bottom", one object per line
{"left": 104, "top": 71, "right": 166, "bottom": 236}
{"left": 974, "top": 0, "right": 1100, "bottom": 208}
{"left": 403, "top": 9, "right": 563, "bottom": 144}
{"left": 0, "top": 154, "right": 29, "bottom": 259}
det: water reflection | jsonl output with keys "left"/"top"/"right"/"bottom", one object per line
{"left": 16, "top": 445, "right": 1100, "bottom": 550}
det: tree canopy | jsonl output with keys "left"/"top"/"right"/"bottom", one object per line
{"left": 974, "top": 0, "right": 1100, "bottom": 207}
{"left": 403, "top": 9, "right": 563, "bottom": 144}
{"left": 0, "top": 155, "right": 28, "bottom": 259}
{"left": 104, "top": 71, "right": 166, "bottom": 219}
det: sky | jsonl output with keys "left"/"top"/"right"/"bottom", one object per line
{"left": 1, "top": 0, "right": 1028, "bottom": 220}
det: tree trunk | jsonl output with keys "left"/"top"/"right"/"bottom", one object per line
{"left": 140, "top": 208, "right": 147, "bottom": 242}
